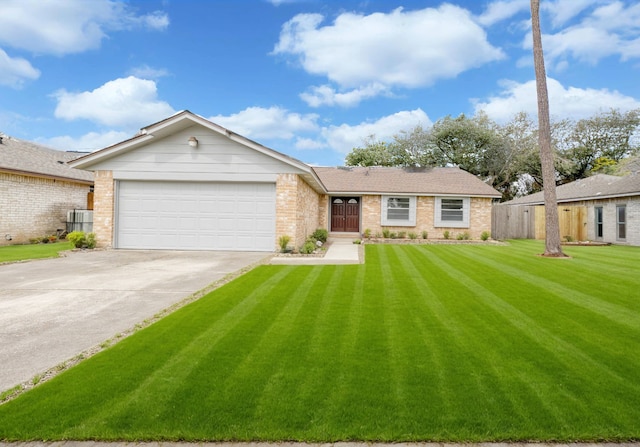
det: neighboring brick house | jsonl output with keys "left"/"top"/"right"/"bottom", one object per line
{"left": 502, "top": 173, "right": 640, "bottom": 246}
{"left": 0, "top": 135, "right": 94, "bottom": 245}
{"left": 70, "top": 111, "right": 501, "bottom": 251}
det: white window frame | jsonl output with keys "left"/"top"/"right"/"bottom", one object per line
{"left": 381, "top": 195, "right": 416, "bottom": 226}
{"left": 435, "top": 197, "right": 470, "bottom": 228}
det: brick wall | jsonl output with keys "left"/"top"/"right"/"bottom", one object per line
{"left": 359, "top": 195, "right": 492, "bottom": 239}
{"left": 0, "top": 172, "right": 91, "bottom": 245}
{"left": 92, "top": 170, "right": 114, "bottom": 248}
{"left": 275, "top": 174, "right": 322, "bottom": 250}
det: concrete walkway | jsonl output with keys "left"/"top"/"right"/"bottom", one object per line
{"left": 269, "top": 237, "right": 363, "bottom": 265}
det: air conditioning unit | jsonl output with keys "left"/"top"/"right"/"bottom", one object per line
{"left": 66, "top": 210, "right": 93, "bottom": 233}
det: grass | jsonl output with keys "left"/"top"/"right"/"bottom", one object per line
{"left": 0, "top": 240, "right": 639, "bottom": 442}
{"left": 0, "top": 241, "right": 74, "bottom": 263}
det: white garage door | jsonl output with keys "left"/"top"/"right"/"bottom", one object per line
{"left": 116, "top": 181, "right": 276, "bottom": 251}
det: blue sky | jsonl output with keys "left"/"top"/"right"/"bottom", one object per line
{"left": 1, "top": 0, "right": 639, "bottom": 166}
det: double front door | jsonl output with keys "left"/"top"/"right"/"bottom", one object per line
{"left": 331, "top": 197, "right": 360, "bottom": 232}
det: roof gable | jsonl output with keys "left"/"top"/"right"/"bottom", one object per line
{"left": 0, "top": 135, "right": 93, "bottom": 183}
{"left": 69, "top": 111, "right": 326, "bottom": 192}
{"left": 313, "top": 166, "right": 501, "bottom": 197}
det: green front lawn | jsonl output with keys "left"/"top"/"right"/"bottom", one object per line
{"left": 0, "top": 241, "right": 74, "bottom": 263}
{"left": 1, "top": 240, "right": 639, "bottom": 442}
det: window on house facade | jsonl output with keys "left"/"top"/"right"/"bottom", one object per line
{"left": 381, "top": 196, "right": 416, "bottom": 226}
{"left": 617, "top": 205, "right": 626, "bottom": 240}
{"left": 595, "top": 206, "right": 603, "bottom": 239}
{"left": 435, "top": 197, "right": 470, "bottom": 228}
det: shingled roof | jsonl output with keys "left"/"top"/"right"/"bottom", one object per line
{"left": 312, "top": 166, "right": 501, "bottom": 197}
{"left": 0, "top": 135, "right": 94, "bottom": 183}
{"left": 506, "top": 173, "right": 640, "bottom": 205}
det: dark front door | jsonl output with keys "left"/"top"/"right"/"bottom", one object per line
{"left": 331, "top": 197, "right": 360, "bottom": 232}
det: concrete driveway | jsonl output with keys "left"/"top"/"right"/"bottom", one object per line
{"left": 0, "top": 249, "right": 269, "bottom": 392}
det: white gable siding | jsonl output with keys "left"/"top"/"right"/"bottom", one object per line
{"left": 86, "top": 125, "right": 304, "bottom": 181}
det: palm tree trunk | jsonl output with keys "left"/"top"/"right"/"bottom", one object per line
{"left": 530, "top": 0, "right": 565, "bottom": 256}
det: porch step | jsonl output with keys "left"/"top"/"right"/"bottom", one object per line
{"left": 328, "top": 232, "right": 361, "bottom": 244}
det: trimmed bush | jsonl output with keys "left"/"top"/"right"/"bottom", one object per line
{"left": 278, "top": 235, "right": 291, "bottom": 252}
{"left": 312, "top": 228, "right": 328, "bottom": 243}
{"left": 300, "top": 241, "right": 316, "bottom": 254}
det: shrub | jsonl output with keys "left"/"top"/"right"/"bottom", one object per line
{"left": 363, "top": 228, "right": 372, "bottom": 239}
{"left": 300, "top": 240, "right": 316, "bottom": 254}
{"left": 481, "top": 231, "right": 490, "bottom": 241}
{"left": 564, "top": 235, "right": 574, "bottom": 242}
{"left": 278, "top": 235, "right": 291, "bottom": 252}
{"left": 397, "top": 231, "right": 406, "bottom": 239}
{"left": 86, "top": 233, "right": 97, "bottom": 249}
{"left": 312, "top": 228, "right": 328, "bottom": 243}
{"left": 456, "top": 232, "right": 471, "bottom": 240}
{"left": 65, "top": 231, "right": 97, "bottom": 249}
{"left": 422, "top": 230, "right": 428, "bottom": 239}
{"left": 443, "top": 230, "right": 451, "bottom": 240}
{"left": 382, "top": 228, "right": 391, "bottom": 238}
{"left": 389, "top": 232, "right": 398, "bottom": 239}
{"left": 408, "top": 232, "right": 417, "bottom": 240}
{"left": 353, "top": 239, "right": 361, "bottom": 245}
{"left": 67, "top": 231, "right": 86, "bottom": 248}
{"left": 374, "top": 232, "right": 382, "bottom": 238}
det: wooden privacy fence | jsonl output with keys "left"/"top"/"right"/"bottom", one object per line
{"left": 535, "top": 205, "right": 587, "bottom": 241}
{"left": 492, "top": 204, "right": 587, "bottom": 241}
{"left": 492, "top": 205, "right": 536, "bottom": 240}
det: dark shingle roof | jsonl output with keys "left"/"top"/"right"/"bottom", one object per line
{"left": 0, "top": 135, "right": 93, "bottom": 183}
{"left": 312, "top": 166, "right": 501, "bottom": 197}
{"left": 506, "top": 173, "right": 640, "bottom": 205}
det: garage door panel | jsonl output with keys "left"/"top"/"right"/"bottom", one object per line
{"left": 117, "top": 181, "right": 275, "bottom": 251}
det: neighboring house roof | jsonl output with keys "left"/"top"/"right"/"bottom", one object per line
{"left": 505, "top": 173, "right": 640, "bottom": 205}
{"left": 313, "top": 166, "right": 502, "bottom": 198}
{"left": 0, "top": 135, "right": 93, "bottom": 184}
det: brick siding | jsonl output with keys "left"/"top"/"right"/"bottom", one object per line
{"left": 0, "top": 172, "right": 91, "bottom": 245}
{"left": 275, "top": 174, "right": 322, "bottom": 250}
{"left": 359, "top": 195, "right": 492, "bottom": 239}
{"left": 92, "top": 170, "right": 114, "bottom": 248}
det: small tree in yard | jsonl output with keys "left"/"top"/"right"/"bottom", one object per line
{"left": 530, "top": 0, "right": 566, "bottom": 257}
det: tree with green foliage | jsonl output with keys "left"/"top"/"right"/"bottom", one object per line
{"left": 344, "top": 136, "right": 395, "bottom": 167}
{"left": 560, "top": 108, "right": 640, "bottom": 181}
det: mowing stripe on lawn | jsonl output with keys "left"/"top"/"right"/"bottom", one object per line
{"left": 0, "top": 241, "right": 639, "bottom": 441}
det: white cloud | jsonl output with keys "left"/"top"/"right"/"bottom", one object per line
{"left": 300, "top": 83, "right": 391, "bottom": 108}
{"left": 295, "top": 137, "right": 326, "bottom": 150}
{"left": 53, "top": 76, "right": 175, "bottom": 128}
{"left": 40, "top": 130, "right": 131, "bottom": 152}
{"left": 209, "top": 106, "right": 319, "bottom": 140}
{"left": 273, "top": 6, "right": 504, "bottom": 89}
{"left": 0, "top": 0, "right": 168, "bottom": 55}
{"left": 543, "top": 0, "right": 599, "bottom": 27}
{"left": 523, "top": 1, "right": 640, "bottom": 66}
{"left": 321, "top": 109, "right": 432, "bottom": 154}
{"left": 128, "top": 65, "right": 170, "bottom": 80}
{"left": 0, "top": 48, "right": 40, "bottom": 88}
{"left": 474, "top": 78, "right": 640, "bottom": 123}
{"left": 477, "top": 0, "right": 530, "bottom": 27}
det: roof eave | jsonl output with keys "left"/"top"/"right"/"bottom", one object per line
{"left": 0, "top": 167, "right": 94, "bottom": 185}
